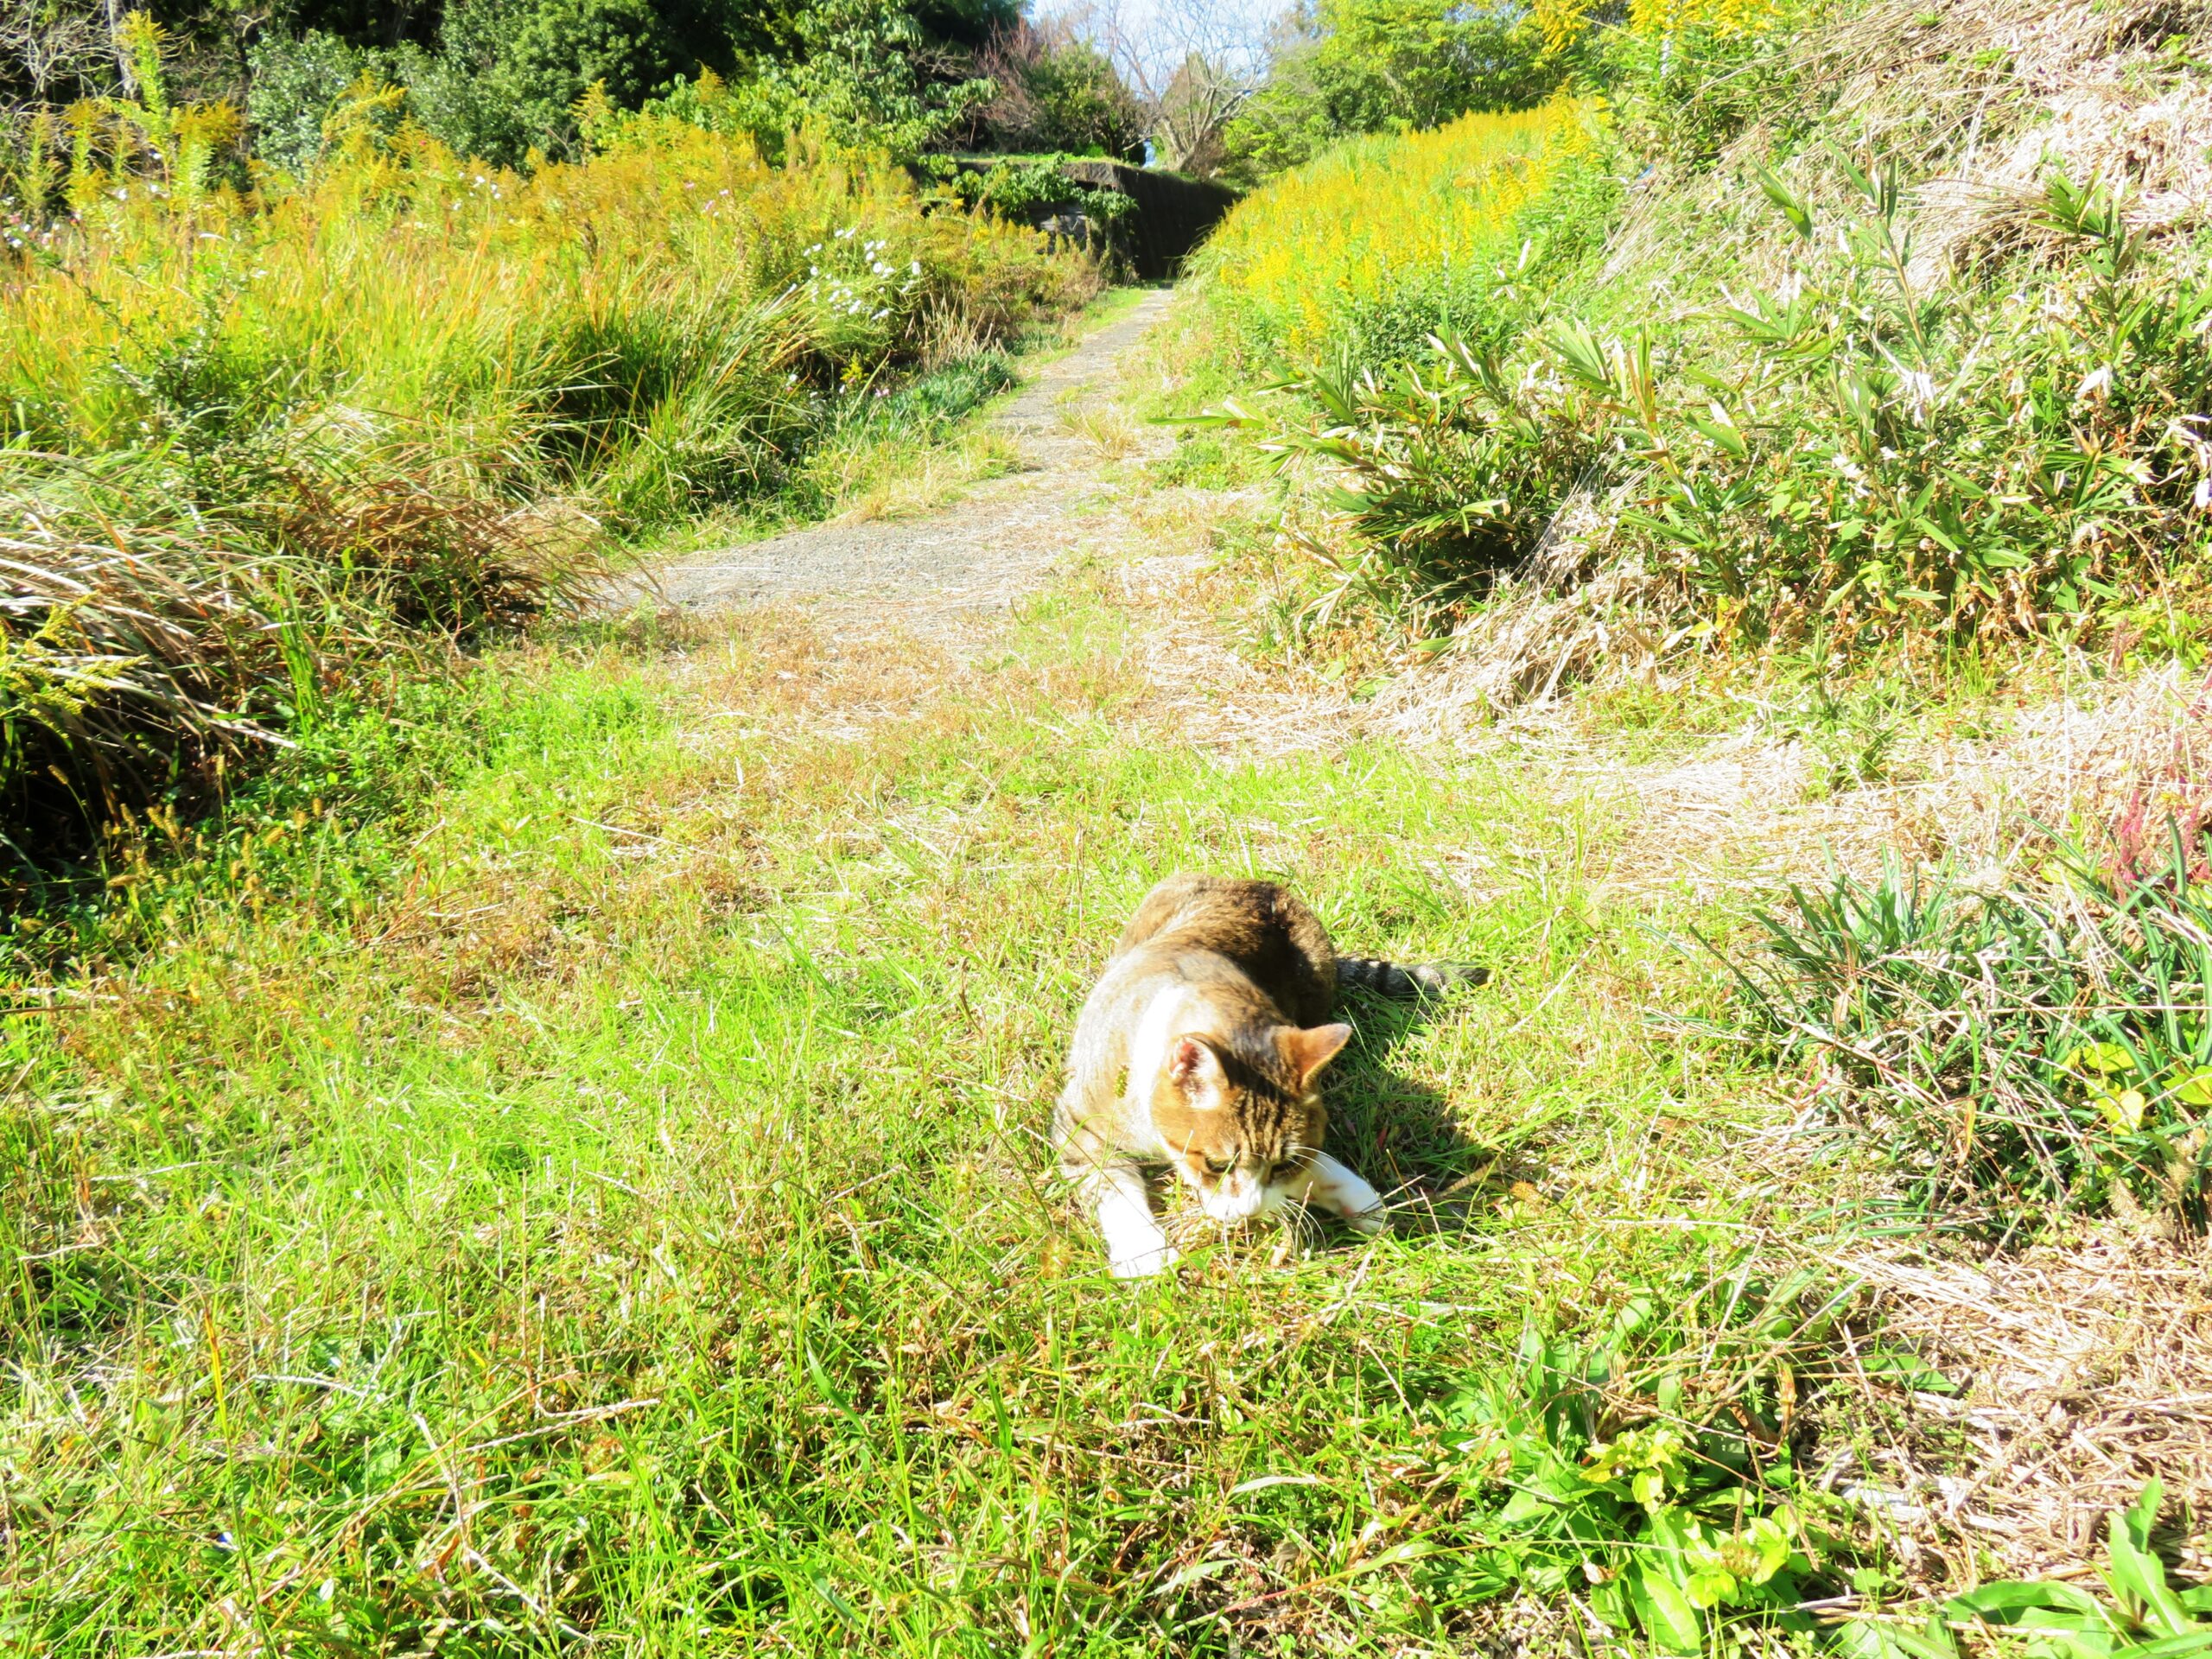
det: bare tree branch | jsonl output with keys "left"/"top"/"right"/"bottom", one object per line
{"left": 1046, "top": 0, "right": 1275, "bottom": 173}
{"left": 0, "top": 0, "right": 108, "bottom": 100}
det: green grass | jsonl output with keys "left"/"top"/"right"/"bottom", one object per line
{"left": 2, "top": 581, "right": 1856, "bottom": 1653}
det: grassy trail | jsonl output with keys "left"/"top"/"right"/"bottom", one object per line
{"left": 7, "top": 296, "right": 1813, "bottom": 1656}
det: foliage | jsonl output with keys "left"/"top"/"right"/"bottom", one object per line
{"left": 1211, "top": 149, "right": 2212, "bottom": 656}
{"left": 232, "top": 0, "right": 1024, "bottom": 170}
{"left": 1190, "top": 98, "right": 1605, "bottom": 372}
{"left": 237, "top": 0, "right": 763, "bottom": 168}
{"left": 0, "top": 70, "right": 1089, "bottom": 858}
{"left": 1224, "top": 0, "right": 1574, "bottom": 182}
{"left": 631, "top": 0, "right": 996, "bottom": 165}
{"left": 1842, "top": 1481, "right": 2212, "bottom": 1658}
{"left": 1579, "top": 166, "right": 2209, "bottom": 649}
{"left": 1204, "top": 334, "right": 1599, "bottom": 616}
{"left": 1711, "top": 825, "right": 2212, "bottom": 1223}
{"left": 962, "top": 18, "right": 1145, "bottom": 160}
{"left": 915, "top": 152, "right": 1135, "bottom": 232}
{"left": 1403, "top": 1265, "right": 1847, "bottom": 1652}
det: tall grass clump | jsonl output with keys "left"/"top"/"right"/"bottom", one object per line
{"left": 1185, "top": 99, "right": 1611, "bottom": 374}
{"left": 1715, "top": 826, "right": 2212, "bottom": 1228}
{"left": 0, "top": 57, "right": 1095, "bottom": 866}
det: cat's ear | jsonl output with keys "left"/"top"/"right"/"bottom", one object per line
{"left": 1283, "top": 1022, "right": 1352, "bottom": 1084}
{"left": 1166, "top": 1035, "right": 1226, "bottom": 1102}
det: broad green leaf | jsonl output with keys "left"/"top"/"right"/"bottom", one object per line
{"left": 1630, "top": 1562, "right": 1706, "bottom": 1654}
{"left": 2068, "top": 1042, "right": 2136, "bottom": 1075}
{"left": 1861, "top": 1347, "right": 1961, "bottom": 1394}
{"left": 2171, "top": 1071, "right": 2212, "bottom": 1107}
{"left": 2112, "top": 1631, "right": 2212, "bottom": 1657}
{"left": 2096, "top": 1087, "right": 2150, "bottom": 1133}
{"left": 1945, "top": 1580, "right": 2112, "bottom": 1624}
{"left": 2108, "top": 1478, "right": 2194, "bottom": 1637}
{"left": 1754, "top": 166, "right": 1815, "bottom": 239}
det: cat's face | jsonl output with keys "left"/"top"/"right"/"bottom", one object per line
{"left": 1150, "top": 1024, "right": 1351, "bottom": 1224}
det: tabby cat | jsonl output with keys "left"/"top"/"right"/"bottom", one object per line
{"left": 1054, "top": 873, "right": 1481, "bottom": 1277}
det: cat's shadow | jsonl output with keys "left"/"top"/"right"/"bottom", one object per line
{"left": 1323, "top": 987, "right": 1531, "bottom": 1237}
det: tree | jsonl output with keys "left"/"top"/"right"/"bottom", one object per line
{"left": 1051, "top": 0, "right": 1274, "bottom": 175}
{"left": 961, "top": 15, "right": 1143, "bottom": 158}
{"left": 1220, "top": 0, "right": 1568, "bottom": 180}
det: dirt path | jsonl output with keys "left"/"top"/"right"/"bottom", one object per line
{"left": 650, "top": 290, "right": 1178, "bottom": 621}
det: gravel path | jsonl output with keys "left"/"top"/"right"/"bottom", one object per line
{"left": 648, "top": 289, "right": 1176, "bottom": 619}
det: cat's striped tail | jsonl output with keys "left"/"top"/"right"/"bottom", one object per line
{"left": 1336, "top": 956, "right": 1489, "bottom": 999}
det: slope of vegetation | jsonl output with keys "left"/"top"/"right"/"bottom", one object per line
{"left": 1185, "top": 0, "right": 2212, "bottom": 669}
{"left": 1188, "top": 99, "right": 1609, "bottom": 372}
{"left": 1150, "top": 0, "right": 2212, "bottom": 1637}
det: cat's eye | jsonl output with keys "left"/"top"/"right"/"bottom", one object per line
{"left": 1268, "top": 1160, "right": 1299, "bottom": 1181}
{"left": 1202, "top": 1155, "right": 1233, "bottom": 1176}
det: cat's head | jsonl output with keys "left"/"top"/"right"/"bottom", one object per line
{"left": 1150, "top": 1023, "right": 1352, "bottom": 1224}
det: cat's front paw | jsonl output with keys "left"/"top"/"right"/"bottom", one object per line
{"left": 1344, "top": 1204, "right": 1389, "bottom": 1236}
{"left": 1109, "top": 1240, "right": 1180, "bottom": 1279}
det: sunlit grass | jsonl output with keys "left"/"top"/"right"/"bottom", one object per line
{"left": 3, "top": 588, "right": 1820, "bottom": 1653}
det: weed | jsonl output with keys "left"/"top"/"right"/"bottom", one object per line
{"left": 1842, "top": 1480, "right": 2212, "bottom": 1657}
{"left": 0, "top": 77, "right": 1094, "bottom": 857}
{"left": 1709, "top": 829, "right": 2212, "bottom": 1224}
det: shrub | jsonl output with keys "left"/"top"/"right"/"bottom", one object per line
{"left": 1225, "top": 162, "right": 2212, "bottom": 659}
{"left": 1554, "top": 168, "right": 2212, "bottom": 652}
{"left": 1206, "top": 334, "right": 1600, "bottom": 613}
{"left": 1189, "top": 98, "right": 1606, "bottom": 373}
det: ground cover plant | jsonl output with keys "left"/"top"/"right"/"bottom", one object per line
{"left": 0, "top": 41, "right": 1095, "bottom": 866}
{"left": 1703, "top": 797, "right": 2212, "bottom": 1225}
{"left": 0, "top": 587, "right": 1883, "bottom": 1654}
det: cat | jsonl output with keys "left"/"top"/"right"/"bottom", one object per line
{"left": 1054, "top": 872, "right": 1482, "bottom": 1278}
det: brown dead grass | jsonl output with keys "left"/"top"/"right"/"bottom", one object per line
{"left": 1823, "top": 1223, "right": 2212, "bottom": 1585}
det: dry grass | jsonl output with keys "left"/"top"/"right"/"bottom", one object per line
{"left": 1059, "top": 402, "right": 1144, "bottom": 461}
{"left": 1825, "top": 1224, "right": 2212, "bottom": 1586}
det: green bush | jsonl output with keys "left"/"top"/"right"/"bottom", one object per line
{"left": 1207, "top": 334, "right": 1600, "bottom": 607}
{"left": 1232, "top": 163, "right": 2212, "bottom": 656}
{"left": 1710, "top": 825, "right": 2212, "bottom": 1224}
